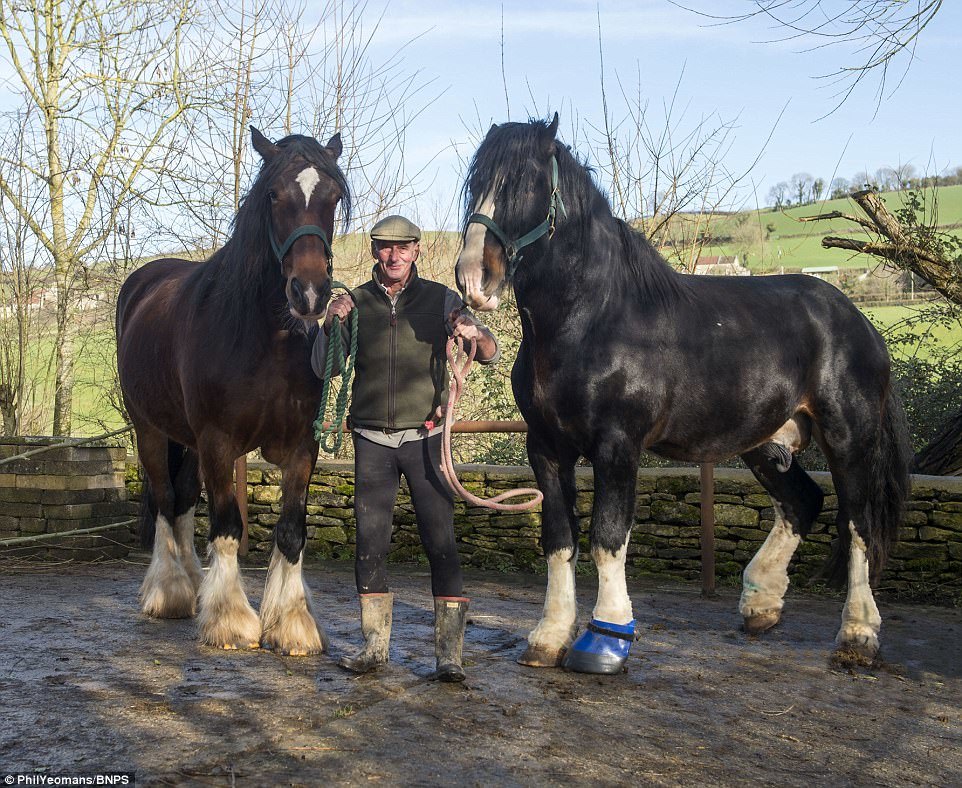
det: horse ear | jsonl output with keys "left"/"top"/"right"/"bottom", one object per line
{"left": 325, "top": 133, "right": 343, "bottom": 159}
{"left": 487, "top": 123, "right": 498, "bottom": 137}
{"left": 542, "top": 112, "right": 559, "bottom": 157}
{"left": 250, "top": 126, "right": 280, "bottom": 161}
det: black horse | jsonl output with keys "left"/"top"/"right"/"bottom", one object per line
{"left": 116, "top": 128, "right": 349, "bottom": 654}
{"left": 455, "top": 115, "right": 911, "bottom": 673}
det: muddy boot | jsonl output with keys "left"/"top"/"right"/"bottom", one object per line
{"left": 338, "top": 593, "right": 393, "bottom": 674}
{"left": 430, "top": 597, "right": 469, "bottom": 683}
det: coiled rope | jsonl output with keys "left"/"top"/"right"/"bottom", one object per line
{"left": 313, "top": 282, "right": 358, "bottom": 454}
{"left": 439, "top": 336, "right": 543, "bottom": 511}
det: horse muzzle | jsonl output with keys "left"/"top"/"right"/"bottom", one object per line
{"left": 286, "top": 277, "right": 331, "bottom": 322}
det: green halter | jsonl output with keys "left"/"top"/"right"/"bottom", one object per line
{"left": 270, "top": 224, "right": 334, "bottom": 268}
{"left": 466, "top": 156, "right": 567, "bottom": 276}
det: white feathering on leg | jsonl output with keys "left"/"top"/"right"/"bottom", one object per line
{"left": 140, "top": 514, "right": 197, "bottom": 619}
{"left": 527, "top": 547, "right": 578, "bottom": 652}
{"left": 836, "top": 521, "right": 882, "bottom": 657}
{"left": 592, "top": 534, "right": 633, "bottom": 625}
{"left": 197, "top": 536, "right": 260, "bottom": 649}
{"left": 740, "top": 504, "right": 801, "bottom": 623}
{"left": 260, "top": 546, "right": 327, "bottom": 655}
{"left": 172, "top": 505, "right": 203, "bottom": 592}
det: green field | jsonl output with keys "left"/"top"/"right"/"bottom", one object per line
{"left": 699, "top": 184, "right": 962, "bottom": 272}
{"left": 863, "top": 304, "right": 962, "bottom": 361}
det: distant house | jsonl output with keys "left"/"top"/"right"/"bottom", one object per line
{"left": 801, "top": 265, "right": 839, "bottom": 280}
{"left": 693, "top": 255, "right": 751, "bottom": 276}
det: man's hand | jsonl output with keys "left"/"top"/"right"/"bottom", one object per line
{"left": 324, "top": 294, "right": 355, "bottom": 333}
{"left": 449, "top": 309, "right": 497, "bottom": 361}
{"left": 449, "top": 309, "right": 484, "bottom": 342}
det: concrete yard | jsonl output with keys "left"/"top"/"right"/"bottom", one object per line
{"left": 0, "top": 559, "right": 959, "bottom": 786}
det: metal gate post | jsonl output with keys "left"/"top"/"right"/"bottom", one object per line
{"left": 700, "top": 462, "right": 715, "bottom": 596}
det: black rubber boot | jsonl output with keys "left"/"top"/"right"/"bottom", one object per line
{"left": 430, "top": 597, "right": 469, "bottom": 683}
{"left": 338, "top": 593, "right": 393, "bottom": 674}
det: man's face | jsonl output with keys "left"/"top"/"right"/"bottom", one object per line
{"left": 374, "top": 239, "right": 419, "bottom": 287}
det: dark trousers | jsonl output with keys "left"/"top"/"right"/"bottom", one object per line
{"left": 352, "top": 432, "right": 462, "bottom": 597}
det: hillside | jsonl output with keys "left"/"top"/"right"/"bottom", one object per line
{"left": 694, "top": 184, "right": 962, "bottom": 272}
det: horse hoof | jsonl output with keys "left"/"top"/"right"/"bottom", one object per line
{"left": 743, "top": 611, "right": 781, "bottom": 635}
{"left": 517, "top": 644, "right": 566, "bottom": 668}
{"left": 562, "top": 619, "right": 635, "bottom": 675}
{"left": 213, "top": 640, "right": 259, "bottom": 651}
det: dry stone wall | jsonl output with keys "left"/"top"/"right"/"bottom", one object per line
{"left": 0, "top": 438, "right": 130, "bottom": 558}
{"left": 125, "top": 460, "right": 962, "bottom": 592}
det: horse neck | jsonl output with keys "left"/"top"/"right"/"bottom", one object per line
{"left": 200, "top": 242, "right": 290, "bottom": 345}
{"left": 513, "top": 208, "right": 647, "bottom": 339}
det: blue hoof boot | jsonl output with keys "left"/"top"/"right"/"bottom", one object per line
{"left": 562, "top": 619, "right": 635, "bottom": 674}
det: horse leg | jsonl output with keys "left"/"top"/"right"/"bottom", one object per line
{"left": 563, "top": 439, "right": 638, "bottom": 674}
{"left": 259, "top": 443, "right": 326, "bottom": 656}
{"left": 137, "top": 429, "right": 197, "bottom": 619}
{"left": 518, "top": 431, "right": 580, "bottom": 668}
{"left": 196, "top": 439, "right": 260, "bottom": 649}
{"left": 172, "top": 448, "right": 203, "bottom": 592}
{"left": 739, "top": 445, "right": 824, "bottom": 634}
{"left": 817, "top": 392, "right": 911, "bottom": 660}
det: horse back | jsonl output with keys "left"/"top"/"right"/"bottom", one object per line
{"left": 116, "top": 257, "right": 201, "bottom": 442}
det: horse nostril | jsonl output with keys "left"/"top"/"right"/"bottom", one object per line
{"left": 290, "top": 276, "right": 305, "bottom": 304}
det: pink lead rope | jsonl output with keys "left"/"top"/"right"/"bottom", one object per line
{"left": 439, "top": 336, "right": 544, "bottom": 511}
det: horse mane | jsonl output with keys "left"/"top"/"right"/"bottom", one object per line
{"left": 187, "top": 134, "right": 352, "bottom": 347}
{"left": 464, "top": 118, "right": 690, "bottom": 309}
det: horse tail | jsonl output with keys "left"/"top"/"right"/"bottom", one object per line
{"left": 824, "top": 389, "right": 913, "bottom": 587}
{"left": 138, "top": 440, "right": 188, "bottom": 549}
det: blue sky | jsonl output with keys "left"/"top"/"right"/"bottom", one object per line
{"left": 360, "top": 0, "right": 962, "bottom": 225}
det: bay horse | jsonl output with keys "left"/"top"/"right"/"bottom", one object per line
{"left": 455, "top": 115, "right": 912, "bottom": 673}
{"left": 116, "top": 128, "right": 349, "bottom": 654}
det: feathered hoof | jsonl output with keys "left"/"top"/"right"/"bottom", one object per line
{"left": 517, "top": 643, "right": 567, "bottom": 668}
{"left": 199, "top": 605, "right": 262, "bottom": 651}
{"left": 743, "top": 611, "right": 781, "bottom": 635}
{"left": 140, "top": 569, "right": 197, "bottom": 620}
{"left": 260, "top": 609, "right": 328, "bottom": 656}
{"left": 834, "top": 626, "right": 879, "bottom": 664}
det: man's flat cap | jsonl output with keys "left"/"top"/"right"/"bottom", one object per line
{"left": 370, "top": 214, "right": 421, "bottom": 242}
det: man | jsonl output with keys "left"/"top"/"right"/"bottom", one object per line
{"left": 312, "top": 214, "right": 498, "bottom": 682}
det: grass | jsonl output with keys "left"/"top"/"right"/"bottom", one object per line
{"left": 862, "top": 304, "right": 962, "bottom": 361}
{"left": 699, "top": 183, "right": 962, "bottom": 273}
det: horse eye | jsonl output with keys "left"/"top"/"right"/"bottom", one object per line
{"left": 268, "top": 190, "right": 278, "bottom": 202}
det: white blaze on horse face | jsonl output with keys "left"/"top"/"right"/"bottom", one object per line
{"left": 304, "top": 283, "right": 318, "bottom": 314}
{"left": 836, "top": 521, "right": 882, "bottom": 655}
{"left": 458, "top": 188, "right": 499, "bottom": 311}
{"left": 296, "top": 166, "right": 321, "bottom": 208}
{"left": 527, "top": 547, "right": 578, "bottom": 651}
{"left": 592, "top": 535, "right": 633, "bottom": 625}
{"left": 739, "top": 503, "right": 801, "bottom": 620}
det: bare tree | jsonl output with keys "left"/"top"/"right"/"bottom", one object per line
{"left": 812, "top": 177, "right": 825, "bottom": 202}
{"left": 0, "top": 109, "right": 55, "bottom": 436}
{"left": 588, "top": 28, "right": 769, "bottom": 271}
{"left": 0, "top": 0, "right": 208, "bottom": 435}
{"left": 767, "top": 181, "right": 789, "bottom": 209}
{"left": 801, "top": 187, "right": 962, "bottom": 473}
{"left": 685, "top": 1, "right": 944, "bottom": 110}
{"left": 789, "top": 172, "right": 814, "bottom": 206}
{"left": 830, "top": 177, "right": 850, "bottom": 199}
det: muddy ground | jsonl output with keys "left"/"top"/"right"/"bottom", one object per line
{"left": 0, "top": 558, "right": 959, "bottom": 787}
